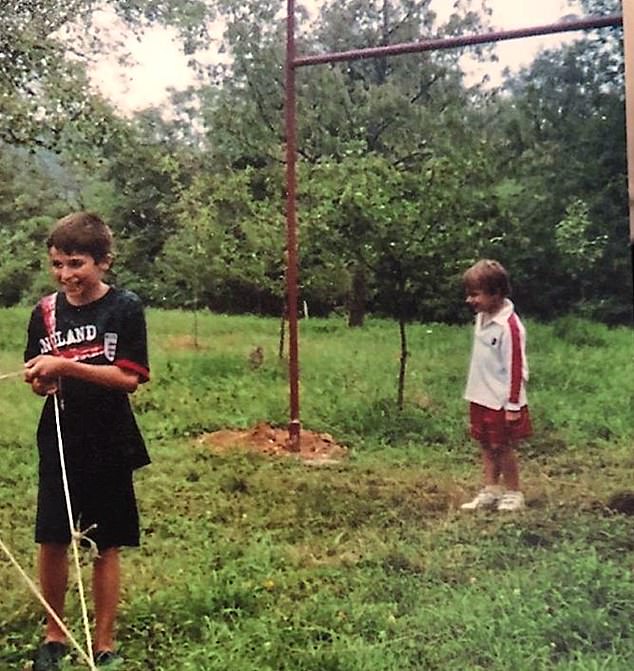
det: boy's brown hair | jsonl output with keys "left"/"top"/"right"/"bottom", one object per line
{"left": 47, "top": 212, "right": 113, "bottom": 263}
{"left": 463, "top": 259, "right": 511, "bottom": 297}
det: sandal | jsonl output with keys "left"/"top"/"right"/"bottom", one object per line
{"left": 94, "top": 650, "right": 124, "bottom": 667}
{"left": 32, "top": 641, "right": 69, "bottom": 671}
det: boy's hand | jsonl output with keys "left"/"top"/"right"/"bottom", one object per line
{"left": 29, "top": 376, "right": 59, "bottom": 396}
{"left": 24, "top": 355, "right": 67, "bottom": 383}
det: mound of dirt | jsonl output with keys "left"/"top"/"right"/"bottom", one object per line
{"left": 197, "top": 422, "right": 347, "bottom": 464}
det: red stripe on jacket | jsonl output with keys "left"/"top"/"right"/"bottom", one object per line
{"left": 507, "top": 313, "right": 522, "bottom": 405}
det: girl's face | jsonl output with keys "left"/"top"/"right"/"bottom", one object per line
{"left": 49, "top": 246, "right": 111, "bottom": 305}
{"left": 465, "top": 288, "right": 504, "bottom": 316}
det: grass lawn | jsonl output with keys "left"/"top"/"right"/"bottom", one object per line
{"left": 1, "top": 309, "right": 632, "bottom": 670}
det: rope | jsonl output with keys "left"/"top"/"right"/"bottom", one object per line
{"left": 0, "top": 538, "right": 95, "bottom": 669}
{"left": 0, "top": 367, "right": 89, "bottom": 659}
{"left": 39, "top": 293, "right": 96, "bottom": 667}
{"left": 3, "top": 289, "right": 101, "bottom": 668}
{"left": 0, "top": 369, "right": 23, "bottom": 380}
{"left": 53, "top": 392, "right": 97, "bottom": 669}
{"left": 0, "top": 360, "right": 98, "bottom": 668}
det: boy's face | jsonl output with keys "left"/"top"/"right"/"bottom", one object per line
{"left": 465, "top": 288, "right": 504, "bottom": 316}
{"left": 49, "top": 246, "right": 111, "bottom": 305}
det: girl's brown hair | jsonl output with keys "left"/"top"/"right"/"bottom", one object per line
{"left": 463, "top": 259, "right": 511, "bottom": 297}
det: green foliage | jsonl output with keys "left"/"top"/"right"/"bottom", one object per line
{"left": 0, "top": 0, "right": 631, "bottom": 327}
{"left": 0, "top": 216, "right": 50, "bottom": 306}
{"left": 299, "top": 0, "right": 492, "bottom": 162}
{"left": 551, "top": 315, "right": 608, "bottom": 347}
{"left": 555, "top": 200, "right": 607, "bottom": 271}
{"left": 493, "top": 22, "right": 630, "bottom": 322}
{"left": 0, "top": 0, "right": 215, "bottom": 149}
{"left": 301, "top": 149, "right": 492, "bottom": 322}
{"left": 153, "top": 169, "right": 285, "bottom": 312}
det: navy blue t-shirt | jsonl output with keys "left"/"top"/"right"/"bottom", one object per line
{"left": 25, "top": 287, "right": 150, "bottom": 472}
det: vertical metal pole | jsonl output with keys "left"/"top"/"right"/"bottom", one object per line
{"left": 623, "top": 0, "right": 634, "bottom": 264}
{"left": 285, "top": 0, "right": 301, "bottom": 449}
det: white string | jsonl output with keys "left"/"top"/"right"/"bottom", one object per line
{"left": 53, "top": 391, "right": 96, "bottom": 669}
{"left": 0, "top": 376, "right": 97, "bottom": 668}
{"left": 0, "top": 369, "right": 23, "bottom": 380}
{"left": 0, "top": 538, "right": 95, "bottom": 669}
{"left": 2, "top": 292, "right": 100, "bottom": 668}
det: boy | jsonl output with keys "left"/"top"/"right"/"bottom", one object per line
{"left": 24, "top": 212, "right": 150, "bottom": 669}
{"left": 461, "top": 259, "right": 532, "bottom": 512}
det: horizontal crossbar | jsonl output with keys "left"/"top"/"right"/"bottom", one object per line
{"left": 293, "top": 14, "right": 623, "bottom": 68}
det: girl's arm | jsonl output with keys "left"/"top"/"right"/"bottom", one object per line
{"left": 500, "top": 313, "right": 524, "bottom": 412}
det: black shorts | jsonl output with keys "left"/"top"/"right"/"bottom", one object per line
{"left": 36, "top": 456, "right": 141, "bottom": 552}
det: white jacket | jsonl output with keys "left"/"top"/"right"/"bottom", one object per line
{"left": 464, "top": 299, "right": 529, "bottom": 411}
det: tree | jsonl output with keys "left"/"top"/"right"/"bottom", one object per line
{"left": 304, "top": 146, "right": 494, "bottom": 407}
{"left": 554, "top": 199, "right": 607, "bottom": 302}
{"left": 492, "top": 12, "right": 630, "bottom": 321}
{"left": 0, "top": 145, "right": 75, "bottom": 305}
{"left": 154, "top": 168, "right": 285, "bottom": 313}
{"left": 0, "top": 0, "right": 215, "bottom": 149}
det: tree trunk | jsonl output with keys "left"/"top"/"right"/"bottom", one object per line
{"left": 397, "top": 316, "right": 408, "bottom": 411}
{"left": 278, "top": 303, "right": 286, "bottom": 359}
{"left": 347, "top": 265, "right": 367, "bottom": 327}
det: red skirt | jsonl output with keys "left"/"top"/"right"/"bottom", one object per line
{"left": 469, "top": 403, "right": 532, "bottom": 446}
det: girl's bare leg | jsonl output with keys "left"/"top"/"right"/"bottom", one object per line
{"left": 481, "top": 445, "right": 501, "bottom": 487}
{"left": 499, "top": 445, "right": 520, "bottom": 491}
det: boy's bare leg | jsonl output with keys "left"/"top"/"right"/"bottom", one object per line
{"left": 499, "top": 445, "right": 520, "bottom": 491}
{"left": 92, "top": 547, "right": 120, "bottom": 652}
{"left": 39, "top": 543, "right": 69, "bottom": 643}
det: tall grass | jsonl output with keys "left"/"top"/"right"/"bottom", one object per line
{"left": 1, "top": 308, "right": 632, "bottom": 670}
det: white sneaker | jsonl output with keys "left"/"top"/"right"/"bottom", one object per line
{"left": 497, "top": 490, "right": 525, "bottom": 511}
{"left": 460, "top": 488, "right": 501, "bottom": 510}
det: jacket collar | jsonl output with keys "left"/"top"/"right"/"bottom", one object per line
{"left": 479, "top": 298, "right": 514, "bottom": 328}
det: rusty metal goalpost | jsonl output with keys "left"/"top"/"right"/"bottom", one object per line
{"left": 283, "top": 1, "right": 628, "bottom": 448}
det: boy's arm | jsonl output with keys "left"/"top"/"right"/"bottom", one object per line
{"left": 114, "top": 294, "right": 150, "bottom": 384}
{"left": 24, "top": 305, "right": 57, "bottom": 395}
{"left": 24, "top": 356, "right": 141, "bottom": 393}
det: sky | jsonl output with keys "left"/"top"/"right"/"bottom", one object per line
{"left": 90, "top": 0, "right": 583, "bottom": 114}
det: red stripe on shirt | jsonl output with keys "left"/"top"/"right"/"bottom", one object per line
{"left": 507, "top": 313, "right": 522, "bottom": 404}
{"left": 58, "top": 345, "right": 104, "bottom": 360}
{"left": 39, "top": 294, "right": 59, "bottom": 355}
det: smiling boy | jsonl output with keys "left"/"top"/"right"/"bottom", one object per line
{"left": 24, "top": 212, "right": 150, "bottom": 669}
